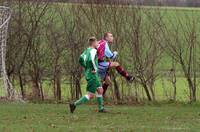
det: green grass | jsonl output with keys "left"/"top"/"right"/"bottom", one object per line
{"left": 0, "top": 103, "right": 200, "bottom": 132}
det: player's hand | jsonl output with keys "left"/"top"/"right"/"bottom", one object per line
{"left": 112, "top": 51, "right": 118, "bottom": 60}
{"left": 113, "top": 51, "right": 118, "bottom": 56}
{"left": 92, "top": 70, "right": 96, "bottom": 74}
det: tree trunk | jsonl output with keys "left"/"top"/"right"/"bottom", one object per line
{"left": 188, "top": 78, "right": 196, "bottom": 102}
{"left": 149, "top": 86, "right": 155, "bottom": 101}
{"left": 56, "top": 78, "right": 61, "bottom": 100}
{"left": 18, "top": 71, "right": 25, "bottom": 99}
{"left": 172, "top": 71, "right": 177, "bottom": 101}
{"left": 53, "top": 66, "right": 62, "bottom": 101}
{"left": 31, "top": 79, "right": 40, "bottom": 99}
{"left": 75, "top": 76, "right": 82, "bottom": 99}
{"left": 70, "top": 76, "right": 74, "bottom": 99}
{"left": 39, "top": 81, "right": 44, "bottom": 101}
{"left": 112, "top": 72, "right": 121, "bottom": 102}
{"left": 142, "top": 83, "right": 152, "bottom": 101}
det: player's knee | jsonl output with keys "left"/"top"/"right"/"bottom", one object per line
{"left": 112, "top": 62, "right": 120, "bottom": 67}
{"left": 115, "top": 62, "right": 120, "bottom": 66}
{"left": 88, "top": 93, "right": 95, "bottom": 99}
{"left": 89, "top": 95, "right": 95, "bottom": 99}
{"left": 97, "top": 87, "right": 103, "bottom": 95}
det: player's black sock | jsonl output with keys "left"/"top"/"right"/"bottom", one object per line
{"left": 103, "top": 83, "right": 109, "bottom": 95}
{"left": 69, "top": 103, "right": 76, "bottom": 113}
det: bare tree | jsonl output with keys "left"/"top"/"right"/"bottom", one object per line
{"left": 16, "top": 0, "right": 49, "bottom": 100}
{"left": 45, "top": 8, "right": 65, "bottom": 100}
{"left": 57, "top": 4, "right": 91, "bottom": 99}
{"left": 121, "top": 7, "right": 164, "bottom": 101}
{"left": 157, "top": 11, "right": 199, "bottom": 102}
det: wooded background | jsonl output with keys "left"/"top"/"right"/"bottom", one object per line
{"left": 1, "top": 0, "right": 200, "bottom": 103}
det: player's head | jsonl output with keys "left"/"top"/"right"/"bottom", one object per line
{"left": 88, "top": 36, "right": 98, "bottom": 48}
{"left": 104, "top": 32, "right": 114, "bottom": 44}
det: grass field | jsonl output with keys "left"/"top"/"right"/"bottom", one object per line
{"left": 0, "top": 102, "right": 200, "bottom": 132}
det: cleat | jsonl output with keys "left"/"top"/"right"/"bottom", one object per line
{"left": 126, "top": 75, "right": 135, "bottom": 82}
{"left": 98, "top": 108, "right": 108, "bottom": 113}
{"left": 69, "top": 103, "right": 76, "bottom": 113}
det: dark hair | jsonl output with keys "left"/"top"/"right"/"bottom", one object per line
{"left": 104, "top": 32, "right": 112, "bottom": 39}
{"left": 88, "top": 36, "right": 97, "bottom": 45}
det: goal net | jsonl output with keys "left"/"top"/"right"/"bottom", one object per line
{"left": 0, "top": 6, "right": 17, "bottom": 100}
